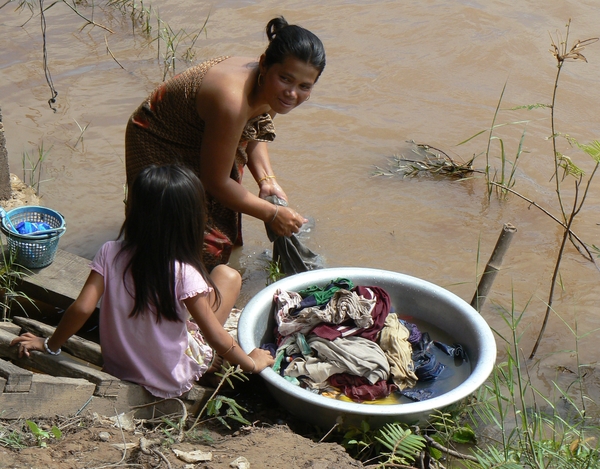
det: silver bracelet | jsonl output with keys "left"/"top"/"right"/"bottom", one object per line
{"left": 269, "top": 205, "right": 279, "bottom": 224}
{"left": 44, "top": 337, "right": 61, "bottom": 356}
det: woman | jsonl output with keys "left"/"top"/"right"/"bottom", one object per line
{"left": 125, "top": 16, "right": 326, "bottom": 270}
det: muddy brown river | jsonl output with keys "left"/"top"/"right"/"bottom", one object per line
{"left": 2, "top": 0, "right": 600, "bottom": 402}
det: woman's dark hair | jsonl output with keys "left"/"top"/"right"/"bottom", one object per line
{"left": 264, "top": 16, "right": 326, "bottom": 79}
{"left": 118, "top": 164, "right": 220, "bottom": 322}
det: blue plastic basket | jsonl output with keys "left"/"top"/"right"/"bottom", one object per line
{"left": 0, "top": 206, "right": 66, "bottom": 269}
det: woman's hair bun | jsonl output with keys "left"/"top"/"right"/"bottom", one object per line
{"left": 266, "top": 16, "right": 289, "bottom": 42}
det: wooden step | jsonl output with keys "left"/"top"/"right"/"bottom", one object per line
{"left": 0, "top": 357, "right": 33, "bottom": 392}
{"left": 0, "top": 327, "right": 118, "bottom": 397}
{"left": 12, "top": 316, "right": 103, "bottom": 367}
{"left": 17, "top": 248, "right": 94, "bottom": 312}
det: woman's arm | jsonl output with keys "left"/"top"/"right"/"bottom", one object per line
{"left": 246, "top": 140, "right": 287, "bottom": 200}
{"left": 10, "top": 271, "right": 104, "bottom": 357}
{"left": 198, "top": 106, "right": 306, "bottom": 237}
{"left": 197, "top": 93, "right": 275, "bottom": 220}
{"left": 246, "top": 139, "right": 309, "bottom": 235}
{"left": 184, "top": 293, "right": 274, "bottom": 373}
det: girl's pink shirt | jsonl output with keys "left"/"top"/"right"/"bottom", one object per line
{"left": 91, "top": 240, "right": 212, "bottom": 398}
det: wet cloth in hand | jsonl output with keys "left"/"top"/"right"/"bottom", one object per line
{"left": 264, "top": 195, "right": 322, "bottom": 274}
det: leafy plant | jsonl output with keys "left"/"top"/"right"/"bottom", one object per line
{"left": 0, "top": 422, "right": 26, "bottom": 450}
{"left": 187, "top": 363, "right": 251, "bottom": 432}
{"left": 526, "top": 22, "right": 599, "bottom": 357}
{"left": 340, "top": 420, "right": 383, "bottom": 461}
{"left": 265, "top": 259, "right": 284, "bottom": 285}
{"left": 25, "top": 420, "right": 62, "bottom": 448}
{"left": 107, "top": 0, "right": 152, "bottom": 34}
{"left": 152, "top": 12, "right": 209, "bottom": 81}
{"left": 206, "top": 395, "right": 251, "bottom": 429}
{"left": 184, "top": 427, "right": 214, "bottom": 444}
{"left": 0, "top": 238, "right": 35, "bottom": 321}
{"left": 159, "top": 416, "right": 182, "bottom": 445}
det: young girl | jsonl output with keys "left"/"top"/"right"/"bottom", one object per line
{"left": 11, "top": 164, "right": 274, "bottom": 398}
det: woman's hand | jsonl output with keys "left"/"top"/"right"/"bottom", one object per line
{"left": 269, "top": 205, "right": 308, "bottom": 237}
{"left": 249, "top": 347, "right": 275, "bottom": 373}
{"left": 258, "top": 179, "right": 287, "bottom": 201}
{"left": 10, "top": 332, "right": 46, "bottom": 358}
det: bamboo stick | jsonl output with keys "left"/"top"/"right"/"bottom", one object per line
{"left": 471, "top": 223, "right": 517, "bottom": 311}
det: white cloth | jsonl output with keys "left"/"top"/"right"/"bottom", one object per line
{"left": 274, "top": 289, "right": 376, "bottom": 337}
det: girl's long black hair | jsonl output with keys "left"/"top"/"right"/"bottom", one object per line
{"left": 118, "top": 164, "right": 220, "bottom": 322}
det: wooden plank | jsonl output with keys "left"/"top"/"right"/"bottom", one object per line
{"left": 84, "top": 381, "right": 193, "bottom": 420}
{"left": 17, "top": 249, "right": 94, "bottom": 312}
{"left": 0, "top": 328, "right": 119, "bottom": 397}
{"left": 0, "top": 374, "right": 95, "bottom": 419}
{"left": 0, "top": 374, "right": 197, "bottom": 420}
{"left": 12, "top": 316, "right": 103, "bottom": 367}
{"left": 0, "top": 358, "right": 32, "bottom": 392}
{"left": 0, "top": 322, "right": 21, "bottom": 335}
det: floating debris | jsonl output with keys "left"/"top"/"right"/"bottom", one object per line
{"left": 373, "top": 140, "right": 481, "bottom": 179}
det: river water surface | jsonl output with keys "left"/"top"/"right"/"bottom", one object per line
{"left": 2, "top": 0, "right": 600, "bottom": 399}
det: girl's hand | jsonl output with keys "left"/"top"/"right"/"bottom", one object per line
{"left": 10, "top": 332, "right": 46, "bottom": 358}
{"left": 269, "top": 205, "right": 308, "bottom": 238}
{"left": 258, "top": 179, "right": 287, "bottom": 201}
{"left": 248, "top": 347, "right": 275, "bottom": 373}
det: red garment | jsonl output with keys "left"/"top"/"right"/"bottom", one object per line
{"left": 329, "top": 374, "right": 397, "bottom": 402}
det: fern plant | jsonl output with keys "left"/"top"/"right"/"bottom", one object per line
{"left": 374, "top": 423, "right": 426, "bottom": 466}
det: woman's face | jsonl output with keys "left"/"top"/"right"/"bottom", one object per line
{"left": 262, "top": 56, "right": 320, "bottom": 114}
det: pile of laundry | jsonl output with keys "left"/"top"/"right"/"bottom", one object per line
{"left": 262, "top": 278, "right": 468, "bottom": 403}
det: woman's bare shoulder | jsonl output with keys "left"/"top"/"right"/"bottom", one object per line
{"left": 204, "top": 56, "right": 258, "bottom": 84}
{"left": 197, "top": 57, "right": 259, "bottom": 121}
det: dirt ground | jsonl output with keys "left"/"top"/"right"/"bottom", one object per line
{"left": 0, "top": 377, "right": 365, "bottom": 469}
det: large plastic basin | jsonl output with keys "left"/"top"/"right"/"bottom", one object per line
{"left": 238, "top": 267, "right": 496, "bottom": 428}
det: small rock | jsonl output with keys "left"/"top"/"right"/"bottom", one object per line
{"left": 108, "top": 411, "right": 136, "bottom": 431}
{"left": 230, "top": 456, "right": 250, "bottom": 468}
{"left": 172, "top": 448, "right": 212, "bottom": 463}
{"left": 98, "top": 432, "right": 111, "bottom": 442}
